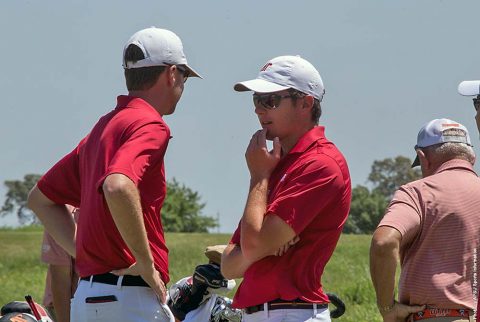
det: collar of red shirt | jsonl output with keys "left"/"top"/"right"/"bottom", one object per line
{"left": 433, "top": 159, "right": 477, "bottom": 176}
{"left": 288, "top": 126, "right": 326, "bottom": 154}
{"left": 115, "top": 95, "right": 158, "bottom": 113}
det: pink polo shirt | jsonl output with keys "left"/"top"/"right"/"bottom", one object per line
{"left": 41, "top": 207, "right": 79, "bottom": 307}
{"left": 379, "top": 159, "right": 480, "bottom": 309}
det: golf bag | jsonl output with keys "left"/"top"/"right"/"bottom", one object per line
{"left": 168, "top": 263, "right": 241, "bottom": 321}
{"left": 0, "top": 300, "right": 53, "bottom": 322}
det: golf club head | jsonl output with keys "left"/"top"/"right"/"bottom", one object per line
{"left": 458, "top": 80, "right": 480, "bottom": 96}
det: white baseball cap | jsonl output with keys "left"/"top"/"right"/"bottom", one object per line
{"left": 122, "top": 27, "right": 202, "bottom": 78}
{"left": 458, "top": 80, "right": 480, "bottom": 96}
{"left": 412, "top": 118, "right": 472, "bottom": 167}
{"left": 234, "top": 55, "right": 325, "bottom": 101}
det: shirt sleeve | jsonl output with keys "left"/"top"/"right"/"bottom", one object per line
{"left": 37, "top": 146, "right": 82, "bottom": 207}
{"left": 96, "top": 121, "right": 169, "bottom": 189}
{"left": 267, "top": 157, "right": 346, "bottom": 235}
{"left": 40, "top": 230, "right": 72, "bottom": 266}
{"left": 378, "top": 186, "right": 421, "bottom": 247}
{"left": 40, "top": 206, "right": 76, "bottom": 266}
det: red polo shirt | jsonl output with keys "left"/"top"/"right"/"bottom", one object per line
{"left": 37, "top": 95, "right": 171, "bottom": 283}
{"left": 230, "top": 126, "right": 351, "bottom": 308}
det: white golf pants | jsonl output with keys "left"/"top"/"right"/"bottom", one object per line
{"left": 70, "top": 278, "right": 172, "bottom": 322}
{"left": 242, "top": 305, "right": 331, "bottom": 322}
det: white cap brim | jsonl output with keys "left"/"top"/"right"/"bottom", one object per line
{"left": 458, "top": 80, "right": 480, "bottom": 96}
{"left": 234, "top": 78, "right": 290, "bottom": 93}
{"left": 185, "top": 64, "right": 202, "bottom": 79}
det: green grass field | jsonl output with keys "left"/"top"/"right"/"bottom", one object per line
{"left": 0, "top": 227, "right": 382, "bottom": 321}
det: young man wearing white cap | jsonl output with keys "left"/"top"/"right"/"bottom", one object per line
{"left": 27, "top": 27, "right": 201, "bottom": 321}
{"left": 370, "top": 119, "right": 480, "bottom": 322}
{"left": 221, "top": 55, "right": 352, "bottom": 321}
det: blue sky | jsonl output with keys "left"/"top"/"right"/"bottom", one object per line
{"left": 1, "top": 1, "right": 479, "bottom": 232}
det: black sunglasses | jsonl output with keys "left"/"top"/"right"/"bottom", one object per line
{"left": 176, "top": 65, "right": 190, "bottom": 83}
{"left": 252, "top": 93, "right": 296, "bottom": 109}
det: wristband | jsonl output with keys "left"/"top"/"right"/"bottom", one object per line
{"left": 377, "top": 300, "right": 396, "bottom": 314}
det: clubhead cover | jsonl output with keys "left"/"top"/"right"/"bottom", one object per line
{"left": 1, "top": 301, "right": 52, "bottom": 322}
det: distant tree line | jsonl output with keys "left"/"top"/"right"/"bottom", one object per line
{"left": 343, "top": 156, "right": 421, "bottom": 234}
{"left": 0, "top": 175, "right": 218, "bottom": 233}
{"left": 2, "top": 156, "right": 420, "bottom": 234}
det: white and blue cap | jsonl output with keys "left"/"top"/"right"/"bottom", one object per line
{"left": 412, "top": 118, "right": 473, "bottom": 167}
{"left": 234, "top": 55, "right": 325, "bottom": 101}
{"left": 122, "top": 27, "right": 202, "bottom": 78}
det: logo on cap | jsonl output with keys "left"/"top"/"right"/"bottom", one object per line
{"left": 260, "top": 63, "right": 272, "bottom": 72}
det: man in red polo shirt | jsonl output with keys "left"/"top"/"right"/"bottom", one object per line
{"left": 221, "top": 55, "right": 351, "bottom": 322}
{"left": 27, "top": 27, "right": 201, "bottom": 322}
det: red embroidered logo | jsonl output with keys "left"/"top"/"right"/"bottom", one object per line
{"left": 260, "top": 63, "right": 272, "bottom": 71}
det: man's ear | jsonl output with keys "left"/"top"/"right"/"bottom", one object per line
{"left": 417, "top": 149, "right": 429, "bottom": 169}
{"left": 302, "top": 95, "right": 314, "bottom": 110}
{"left": 165, "top": 65, "right": 177, "bottom": 87}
